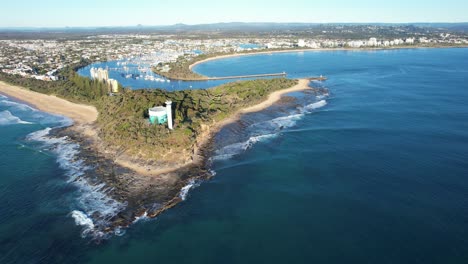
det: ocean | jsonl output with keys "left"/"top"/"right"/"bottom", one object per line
{"left": 1, "top": 48, "right": 468, "bottom": 263}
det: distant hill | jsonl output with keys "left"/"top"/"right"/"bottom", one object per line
{"left": 3, "top": 22, "right": 467, "bottom": 31}
{"left": 0, "top": 22, "right": 467, "bottom": 39}
{"left": 409, "top": 23, "right": 468, "bottom": 32}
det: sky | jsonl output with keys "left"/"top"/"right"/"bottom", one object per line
{"left": 1, "top": 0, "right": 467, "bottom": 27}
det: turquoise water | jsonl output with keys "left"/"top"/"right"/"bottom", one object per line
{"left": 238, "top": 43, "right": 261, "bottom": 49}
{"left": 78, "top": 60, "right": 235, "bottom": 90}
{"left": 2, "top": 48, "right": 468, "bottom": 263}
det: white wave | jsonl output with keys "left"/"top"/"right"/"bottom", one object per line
{"left": 33, "top": 112, "right": 73, "bottom": 127}
{"left": 27, "top": 127, "right": 126, "bottom": 239}
{"left": 212, "top": 99, "right": 328, "bottom": 162}
{"left": 249, "top": 114, "right": 304, "bottom": 134}
{"left": 71, "top": 210, "right": 99, "bottom": 238}
{"left": 73, "top": 179, "right": 126, "bottom": 222}
{"left": 133, "top": 211, "right": 149, "bottom": 224}
{"left": 27, "top": 128, "right": 86, "bottom": 181}
{"left": 213, "top": 134, "right": 276, "bottom": 161}
{"left": 268, "top": 114, "right": 304, "bottom": 129}
{"left": 304, "top": 100, "right": 327, "bottom": 111}
{"left": 180, "top": 179, "right": 201, "bottom": 201}
{"left": 0, "top": 110, "right": 33, "bottom": 125}
{"left": 0, "top": 99, "right": 72, "bottom": 127}
{"left": 316, "top": 94, "right": 329, "bottom": 100}
{"left": 0, "top": 99, "right": 36, "bottom": 111}
{"left": 210, "top": 89, "right": 331, "bottom": 164}
{"left": 26, "top": 127, "right": 51, "bottom": 138}
{"left": 0, "top": 94, "right": 7, "bottom": 99}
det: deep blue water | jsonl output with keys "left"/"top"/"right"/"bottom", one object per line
{"left": 2, "top": 48, "right": 468, "bottom": 263}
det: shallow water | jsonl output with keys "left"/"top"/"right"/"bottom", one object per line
{"left": 2, "top": 48, "right": 468, "bottom": 263}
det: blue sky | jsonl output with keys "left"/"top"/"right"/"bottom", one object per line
{"left": 2, "top": 0, "right": 467, "bottom": 27}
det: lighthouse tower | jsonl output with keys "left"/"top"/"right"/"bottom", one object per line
{"left": 165, "top": 100, "right": 173, "bottom": 130}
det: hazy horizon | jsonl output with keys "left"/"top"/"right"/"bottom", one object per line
{"left": 1, "top": 21, "right": 467, "bottom": 30}
{"left": 1, "top": 0, "right": 467, "bottom": 28}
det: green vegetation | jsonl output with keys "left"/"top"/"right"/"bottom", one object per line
{"left": 0, "top": 66, "right": 296, "bottom": 164}
{"left": 153, "top": 53, "right": 216, "bottom": 80}
{"left": 0, "top": 60, "right": 112, "bottom": 103}
{"left": 95, "top": 78, "right": 296, "bottom": 162}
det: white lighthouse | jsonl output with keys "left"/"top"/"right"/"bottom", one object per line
{"left": 165, "top": 100, "right": 173, "bottom": 130}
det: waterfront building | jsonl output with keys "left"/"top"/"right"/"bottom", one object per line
{"left": 405, "top": 38, "right": 415, "bottom": 44}
{"left": 297, "top": 39, "right": 306, "bottom": 48}
{"left": 368, "top": 38, "right": 378, "bottom": 47}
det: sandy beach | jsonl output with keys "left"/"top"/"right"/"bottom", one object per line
{"left": 0, "top": 78, "right": 310, "bottom": 177}
{"left": 188, "top": 45, "right": 468, "bottom": 73}
{"left": 0, "top": 76, "right": 314, "bottom": 233}
{"left": 240, "top": 79, "right": 310, "bottom": 114}
{"left": 192, "top": 79, "right": 310, "bottom": 162}
{"left": 0, "top": 81, "right": 98, "bottom": 125}
{"left": 189, "top": 49, "right": 323, "bottom": 71}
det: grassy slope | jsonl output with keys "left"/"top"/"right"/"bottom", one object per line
{"left": 0, "top": 67, "right": 296, "bottom": 164}
{"left": 96, "top": 78, "right": 297, "bottom": 163}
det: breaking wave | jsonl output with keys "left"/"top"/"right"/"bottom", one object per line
{"left": 0, "top": 97, "right": 72, "bottom": 127}
{"left": 315, "top": 94, "right": 329, "bottom": 100}
{"left": 304, "top": 100, "right": 327, "bottom": 111}
{"left": 0, "top": 99, "right": 36, "bottom": 111}
{"left": 254, "top": 114, "right": 305, "bottom": 131}
{"left": 27, "top": 127, "right": 126, "bottom": 239}
{"left": 70, "top": 210, "right": 95, "bottom": 238}
{"left": 133, "top": 211, "right": 149, "bottom": 224}
{"left": 180, "top": 179, "right": 202, "bottom": 201}
{"left": 1, "top": 96, "right": 120, "bottom": 239}
{"left": 0, "top": 110, "right": 33, "bottom": 125}
{"left": 212, "top": 134, "right": 276, "bottom": 161}
{"left": 213, "top": 96, "right": 328, "bottom": 161}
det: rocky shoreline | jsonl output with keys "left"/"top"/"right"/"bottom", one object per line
{"left": 1, "top": 75, "right": 319, "bottom": 239}
{"left": 46, "top": 83, "right": 329, "bottom": 237}
{"left": 51, "top": 125, "right": 216, "bottom": 236}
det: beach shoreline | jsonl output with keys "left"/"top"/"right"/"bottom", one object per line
{"left": 0, "top": 78, "right": 310, "bottom": 174}
{"left": 0, "top": 81, "right": 98, "bottom": 125}
{"left": 188, "top": 45, "right": 468, "bottom": 75}
{"left": 0, "top": 77, "right": 312, "bottom": 234}
{"left": 192, "top": 79, "right": 311, "bottom": 163}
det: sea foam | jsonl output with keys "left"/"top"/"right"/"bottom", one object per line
{"left": 213, "top": 134, "right": 276, "bottom": 161}
{"left": 70, "top": 210, "right": 97, "bottom": 238}
{"left": 212, "top": 95, "right": 328, "bottom": 161}
{"left": 27, "top": 127, "right": 126, "bottom": 239}
{"left": 0, "top": 110, "right": 33, "bottom": 125}
{"left": 0, "top": 99, "right": 36, "bottom": 112}
{"left": 133, "top": 211, "right": 149, "bottom": 224}
{"left": 304, "top": 100, "right": 327, "bottom": 111}
{"left": 180, "top": 179, "right": 202, "bottom": 201}
{"left": 0, "top": 98, "right": 72, "bottom": 127}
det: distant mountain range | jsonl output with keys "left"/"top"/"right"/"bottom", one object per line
{"left": 1, "top": 22, "right": 467, "bottom": 39}
{"left": 164, "top": 22, "right": 468, "bottom": 32}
